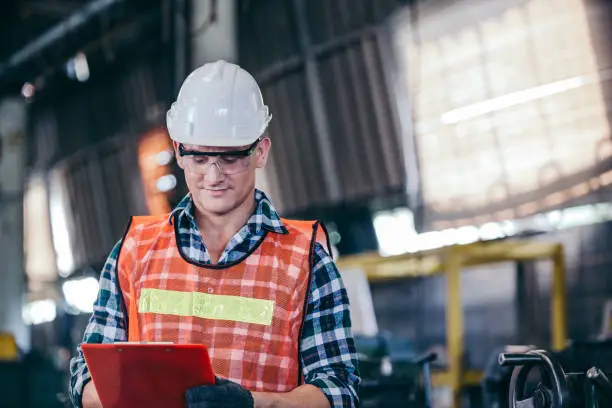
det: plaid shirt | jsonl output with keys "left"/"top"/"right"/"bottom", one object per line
{"left": 69, "top": 189, "right": 360, "bottom": 407}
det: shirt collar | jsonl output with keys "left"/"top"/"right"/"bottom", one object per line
{"left": 168, "top": 189, "right": 288, "bottom": 235}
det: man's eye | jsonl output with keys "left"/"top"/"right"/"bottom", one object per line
{"left": 220, "top": 156, "right": 238, "bottom": 164}
{"left": 193, "top": 156, "right": 208, "bottom": 164}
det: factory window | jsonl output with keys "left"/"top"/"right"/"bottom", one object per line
{"left": 392, "top": 0, "right": 611, "bottom": 231}
{"left": 48, "top": 168, "right": 76, "bottom": 276}
{"left": 24, "top": 174, "right": 57, "bottom": 285}
{"left": 372, "top": 202, "right": 612, "bottom": 256}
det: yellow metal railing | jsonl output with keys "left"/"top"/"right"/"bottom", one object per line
{"left": 337, "top": 239, "right": 567, "bottom": 408}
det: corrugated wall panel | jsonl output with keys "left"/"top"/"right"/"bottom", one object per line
{"left": 362, "top": 34, "right": 406, "bottom": 189}
{"left": 51, "top": 140, "right": 147, "bottom": 272}
{"left": 318, "top": 36, "right": 404, "bottom": 201}
{"left": 239, "top": 0, "right": 408, "bottom": 215}
{"left": 29, "top": 49, "right": 170, "bottom": 165}
{"left": 99, "top": 145, "right": 139, "bottom": 238}
{"left": 28, "top": 109, "right": 59, "bottom": 171}
{"left": 238, "top": 0, "right": 300, "bottom": 73}
{"left": 263, "top": 78, "right": 302, "bottom": 210}
{"left": 262, "top": 68, "right": 329, "bottom": 211}
{"left": 29, "top": 45, "right": 171, "bottom": 273}
{"left": 305, "top": 0, "right": 404, "bottom": 45}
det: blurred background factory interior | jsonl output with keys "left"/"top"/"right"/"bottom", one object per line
{"left": 2, "top": 0, "right": 612, "bottom": 406}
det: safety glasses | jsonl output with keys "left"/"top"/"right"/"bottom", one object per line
{"left": 178, "top": 139, "right": 260, "bottom": 175}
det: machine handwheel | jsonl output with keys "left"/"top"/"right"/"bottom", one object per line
{"left": 500, "top": 350, "right": 570, "bottom": 408}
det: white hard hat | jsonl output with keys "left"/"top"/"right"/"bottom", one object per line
{"left": 166, "top": 60, "right": 272, "bottom": 147}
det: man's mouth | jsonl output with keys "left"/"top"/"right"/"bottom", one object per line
{"left": 203, "top": 187, "right": 229, "bottom": 193}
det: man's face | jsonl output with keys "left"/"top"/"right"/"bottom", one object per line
{"left": 174, "top": 137, "right": 271, "bottom": 216}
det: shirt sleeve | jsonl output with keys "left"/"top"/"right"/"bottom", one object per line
{"left": 69, "top": 240, "right": 128, "bottom": 408}
{"left": 300, "top": 242, "right": 361, "bottom": 408}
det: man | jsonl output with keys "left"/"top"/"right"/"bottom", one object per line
{"left": 69, "top": 60, "right": 360, "bottom": 408}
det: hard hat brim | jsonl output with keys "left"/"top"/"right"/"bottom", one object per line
{"left": 169, "top": 134, "right": 263, "bottom": 148}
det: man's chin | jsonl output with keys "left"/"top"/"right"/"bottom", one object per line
{"left": 194, "top": 190, "right": 235, "bottom": 213}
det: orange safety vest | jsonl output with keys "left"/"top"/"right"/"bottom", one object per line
{"left": 117, "top": 213, "right": 330, "bottom": 393}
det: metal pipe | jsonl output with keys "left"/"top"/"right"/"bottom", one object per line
{"left": 445, "top": 249, "right": 464, "bottom": 408}
{"left": 551, "top": 245, "right": 568, "bottom": 351}
{"left": 498, "top": 353, "right": 543, "bottom": 367}
{"left": 587, "top": 367, "right": 612, "bottom": 397}
{"left": 0, "top": 0, "right": 124, "bottom": 79}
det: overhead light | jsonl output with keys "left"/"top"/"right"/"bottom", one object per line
{"left": 479, "top": 222, "right": 504, "bottom": 240}
{"left": 373, "top": 208, "right": 418, "bottom": 256}
{"left": 23, "top": 300, "right": 57, "bottom": 326}
{"left": 156, "top": 174, "right": 177, "bottom": 192}
{"left": 440, "top": 76, "right": 589, "bottom": 124}
{"left": 453, "top": 226, "right": 480, "bottom": 244}
{"left": 62, "top": 277, "right": 99, "bottom": 314}
{"left": 21, "top": 82, "right": 35, "bottom": 101}
{"left": 66, "top": 52, "right": 90, "bottom": 82}
{"left": 156, "top": 150, "right": 174, "bottom": 166}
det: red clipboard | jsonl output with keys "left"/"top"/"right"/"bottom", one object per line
{"left": 82, "top": 343, "right": 215, "bottom": 408}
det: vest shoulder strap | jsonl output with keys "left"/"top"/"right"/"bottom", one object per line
{"left": 281, "top": 218, "right": 332, "bottom": 256}
{"left": 121, "top": 214, "right": 173, "bottom": 248}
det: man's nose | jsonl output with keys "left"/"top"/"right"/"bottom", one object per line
{"left": 203, "top": 161, "right": 224, "bottom": 184}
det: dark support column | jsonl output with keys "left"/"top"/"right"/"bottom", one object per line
{"left": 291, "top": 0, "right": 342, "bottom": 203}
{"left": 173, "top": 0, "right": 191, "bottom": 94}
{"left": 516, "top": 261, "right": 543, "bottom": 345}
{"left": 0, "top": 98, "right": 28, "bottom": 349}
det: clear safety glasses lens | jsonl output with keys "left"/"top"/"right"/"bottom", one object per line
{"left": 182, "top": 155, "right": 252, "bottom": 175}
{"left": 178, "top": 139, "right": 260, "bottom": 175}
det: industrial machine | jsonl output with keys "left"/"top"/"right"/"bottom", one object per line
{"left": 479, "top": 339, "right": 612, "bottom": 408}
{"left": 355, "top": 333, "right": 436, "bottom": 407}
{"left": 499, "top": 348, "right": 612, "bottom": 408}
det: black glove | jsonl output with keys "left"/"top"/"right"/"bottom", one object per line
{"left": 185, "top": 377, "right": 254, "bottom": 408}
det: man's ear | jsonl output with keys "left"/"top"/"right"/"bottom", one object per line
{"left": 255, "top": 137, "right": 271, "bottom": 168}
{"left": 173, "top": 141, "right": 184, "bottom": 169}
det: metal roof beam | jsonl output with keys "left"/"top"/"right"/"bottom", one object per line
{"left": 0, "top": 0, "right": 124, "bottom": 81}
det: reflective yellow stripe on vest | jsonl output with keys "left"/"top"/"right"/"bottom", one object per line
{"left": 138, "top": 288, "right": 275, "bottom": 326}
